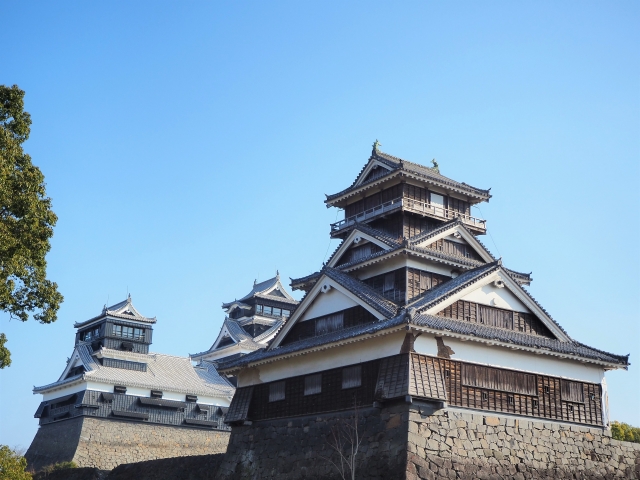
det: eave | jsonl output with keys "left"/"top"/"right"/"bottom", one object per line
{"left": 408, "top": 324, "right": 628, "bottom": 370}
{"left": 219, "top": 323, "right": 407, "bottom": 375}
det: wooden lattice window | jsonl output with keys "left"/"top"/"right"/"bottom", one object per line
{"left": 560, "top": 380, "right": 584, "bottom": 403}
{"left": 151, "top": 390, "right": 163, "bottom": 398}
{"left": 186, "top": 395, "right": 198, "bottom": 402}
{"left": 462, "top": 364, "right": 537, "bottom": 396}
{"left": 269, "top": 381, "right": 285, "bottom": 402}
{"left": 304, "top": 374, "right": 322, "bottom": 396}
{"left": 114, "top": 385, "right": 127, "bottom": 394}
{"left": 342, "top": 366, "right": 362, "bottom": 389}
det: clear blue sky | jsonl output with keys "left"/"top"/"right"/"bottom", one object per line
{"left": 1, "top": 1, "right": 638, "bottom": 449}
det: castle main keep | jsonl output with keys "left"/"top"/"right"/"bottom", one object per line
{"left": 216, "top": 144, "right": 637, "bottom": 479}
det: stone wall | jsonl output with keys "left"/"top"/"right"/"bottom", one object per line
{"left": 218, "top": 401, "right": 640, "bottom": 479}
{"left": 406, "top": 406, "right": 640, "bottom": 479}
{"left": 25, "top": 416, "right": 230, "bottom": 472}
{"left": 217, "top": 403, "right": 409, "bottom": 479}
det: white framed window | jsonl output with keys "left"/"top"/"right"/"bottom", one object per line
{"left": 269, "top": 381, "right": 285, "bottom": 402}
{"left": 342, "top": 365, "right": 362, "bottom": 389}
{"left": 304, "top": 374, "right": 322, "bottom": 396}
{"left": 430, "top": 193, "right": 445, "bottom": 207}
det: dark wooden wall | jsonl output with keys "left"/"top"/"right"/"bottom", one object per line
{"left": 435, "top": 356, "right": 603, "bottom": 426}
{"left": 247, "top": 360, "right": 380, "bottom": 421}
{"left": 280, "top": 306, "right": 378, "bottom": 346}
{"left": 362, "top": 268, "right": 407, "bottom": 303}
{"left": 425, "top": 239, "right": 484, "bottom": 262}
{"left": 437, "top": 300, "right": 553, "bottom": 337}
{"left": 406, "top": 268, "right": 449, "bottom": 302}
{"left": 228, "top": 353, "right": 603, "bottom": 426}
{"left": 343, "top": 184, "right": 470, "bottom": 220}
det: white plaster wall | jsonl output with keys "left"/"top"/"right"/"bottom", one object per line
{"left": 413, "top": 334, "right": 604, "bottom": 383}
{"left": 125, "top": 386, "right": 151, "bottom": 397}
{"left": 41, "top": 382, "right": 89, "bottom": 401}
{"left": 300, "top": 288, "right": 358, "bottom": 321}
{"left": 460, "top": 283, "right": 529, "bottom": 312}
{"left": 237, "top": 331, "right": 406, "bottom": 387}
{"left": 40, "top": 382, "right": 231, "bottom": 406}
{"left": 196, "top": 395, "right": 231, "bottom": 407}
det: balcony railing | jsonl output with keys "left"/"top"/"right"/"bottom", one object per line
{"left": 330, "top": 197, "right": 486, "bottom": 233}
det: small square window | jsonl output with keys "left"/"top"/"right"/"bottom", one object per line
{"left": 481, "top": 392, "right": 488, "bottom": 402}
{"left": 304, "top": 374, "right": 322, "bottom": 396}
{"left": 269, "top": 381, "right": 285, "bottom": 402}
{"left": 568, "top": 404, "right": 574, "bottom": 413}
{"left": 342, "top": 366, "right": 362, "bottom": 389}
{"left": 444, "top": 369, "right": 450, "bottom": 379}
{"left": 589, "top": 393, "right": 596, "bottom": 401}
{"left": 544, "top": 386, "right": 550, "bottom": 394}
{"left": 507, "top": 396, "right": 514, "bottom": 405}
{"left": 532, "top": 399, "right": 539, "bottom": 408}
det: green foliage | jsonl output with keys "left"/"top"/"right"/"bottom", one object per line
{"left": 0, "top": 85, "right": 63, "bottom": 368}
{"left": 0, "top": 333, "right": 10, "bottom": 368}
{"left": 611, "top": 421, "right": 640, "bottom": 444}
{"left": 0, "top": 445, "right": 32, "bottom": 480}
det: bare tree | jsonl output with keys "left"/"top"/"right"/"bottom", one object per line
{"left": 321, "top": 403, "right": 363, "bottom": 480}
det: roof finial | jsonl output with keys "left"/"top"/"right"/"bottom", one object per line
{"left": 276, "top": 269, "right": 279, "bottom": 277}
{"left": 254, "top": 279, "right": 257, "bottom": 286}
{"left": 372, "top": 139, "right": 381, "bottom": 153}
{"left": 431, "top": 159, "right": 439, "bottom": 173}
{"left": 127, "top": 292, "right": 131, "bottom": 301}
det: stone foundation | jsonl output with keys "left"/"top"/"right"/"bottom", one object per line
{"left": 407, "top": 406, "right": 640, "bottom": 479}
{"left": 25, "top": 416, "right": 230, "bottom": 472}
{"left": 217, "top": 403, "right": 409, "bottom": 479}
{"left": 218, "top": 402, "right": 640, "bottom": 479}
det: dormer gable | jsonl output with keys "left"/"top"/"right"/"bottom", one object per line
{"left": 271, "top": 269, "right": 397, "bottom": 349}
{"left": 353, "top": 159, "right": 394, "bottom": 188}
{"left": 327, "top": 227, "right": 398, "bottom": 268}
{"left": 409, "top": 219, "right": 494, "bottom": 263}
{"left": 409, "top": 264, "right": 567, "bottom": 341}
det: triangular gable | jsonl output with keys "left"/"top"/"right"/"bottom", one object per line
{"left": 353, "top": 158, "right": 395, "bottom": 188}
{"left": 418, "top": 267, "right": 568, "bottom": 341}
{"left": 410, "top": 220, "right": 494, "bottom": 263}
{"left": 57, "top": 347, "right": 88, "bottom": 382}
{"left": 327, "top": 228, "right": 397, "bottom": 268}
{"left": 271, "top": 273, "right": 389, "bottom": 348}
{"left": 262, "top": 280, "right": 296, "bottom": 302}
{"left": 210, "top": 321, "right": 239, "bottom": 350}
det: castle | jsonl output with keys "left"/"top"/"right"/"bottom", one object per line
{"left": 215, "top": 145, "right": 635, "bottom": 479}
{"left": 26, "top": 145, "right": 638, "bottom": 478}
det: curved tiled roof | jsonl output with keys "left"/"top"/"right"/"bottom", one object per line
{"left": 222, "top": 274, "right": 297, "bottom": 309}
{"left": 410, "top": 313, "right": 629, "bottom": 366}
{"left": 74, "top": 296, "right": 156, "bottom": 328}
{"left": 219, "top": 310, "right": 629, "bottom": 372}
{"left": 34, "top": 345, "right": 235, "bottom": 399}
{"left": 326, "top": 150, "right": 491, "bottom": 203}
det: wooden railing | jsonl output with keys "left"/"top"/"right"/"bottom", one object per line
{"left": 330, "top": 197, "right": 486, "bottom": 233}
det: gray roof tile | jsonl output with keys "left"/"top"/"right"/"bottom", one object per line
{"left": 323, "top": 267, "right": 398, "bottom": 318}
{"left": 326, "top": 150, "right": 491, "bottom": 203}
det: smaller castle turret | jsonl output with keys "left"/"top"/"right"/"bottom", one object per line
{"left": 73, "top": 294, "right": 155, "bottom": 354}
